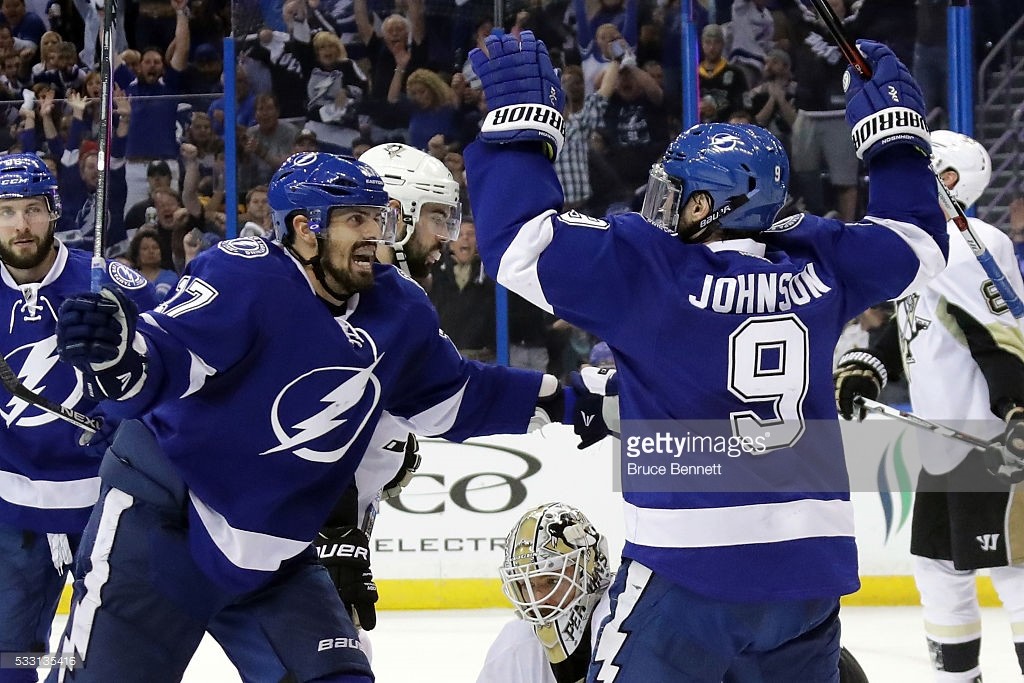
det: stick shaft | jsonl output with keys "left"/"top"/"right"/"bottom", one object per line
{"left": 0, "top": 357, "right": 100, "bottom": 433}
{"left": 91, "top": 0, "right": 117, "bottom": 293}
{"left": 806, "top": 0, "right": 1024, "bottom": 319}
{"left": 854, "top": 397, "right": 988, "bottom": 448}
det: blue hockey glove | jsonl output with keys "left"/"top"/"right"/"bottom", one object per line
{"left": 569, "top": 367, "right": 620, "bottom": 449}
{"left": 57, "top": 286, "right": 148, "bottom": 401}
{"left": 469, "top": 30, "right": 565, "bottom": 161}
{"left": 315, "top": 526, "right": 378, "bottom": 631}
{"left": 844, "top": 40, "right": 930, "bottom": 161}
{"left": 77, "top": 417, "right": 116, "bottom": 459}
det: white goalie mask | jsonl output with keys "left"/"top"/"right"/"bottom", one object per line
{"left": 358, "top": 143, "right": 462, "bottom": 246}
{"left": 930, "top": 130, "right": 991, "bottom": 209}
{"left": 500, "top": 502, "right": 610, "bottom": 663}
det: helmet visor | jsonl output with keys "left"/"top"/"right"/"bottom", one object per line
{"left": 640, "top": 164, "right": 683, "bottom": 235}
{"left": 321, "top": 204, "right": 400, "bottom": 246}
{"left": 419, "top": 202, "right": 462, "bottom": 243}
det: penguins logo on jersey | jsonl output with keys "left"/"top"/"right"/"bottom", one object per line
{"left": 896, "top": 293, "right": 931, "bottom": 364}
{"left": 261, "top": 347, "right": 383, "bottom": 463}
{"left": 1, "top": 338, "right": 82, "bottom": 428}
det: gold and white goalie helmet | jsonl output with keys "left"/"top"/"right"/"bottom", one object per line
{"left": 500, "top": 502, "right": 610, "bottom": 663}
{"left": 358, "top": 142, "right": 461, "bottom": 246}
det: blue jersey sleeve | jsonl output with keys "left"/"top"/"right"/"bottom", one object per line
{"left": 382, "top": 284, "right": 542, "bottom": 440}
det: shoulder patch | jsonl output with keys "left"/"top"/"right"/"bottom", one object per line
{"left": 559, "top": 209, "right": 609, "bottom": 230}
{"left": 108, "top": 261, "right": 148, "bottom": 289}
{"left": 766, "top": 213, "right": 805, "bottom": 233}
{"left": 218, "top": 237, "right": 270, "bottom": 258}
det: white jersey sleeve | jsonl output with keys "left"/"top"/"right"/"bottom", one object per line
{"left": 477, "top": 620, "right": 558, "bottom": 683}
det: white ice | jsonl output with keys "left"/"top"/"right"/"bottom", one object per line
{"left": 43, "top": 606, "right": 1024, "bottom": 681}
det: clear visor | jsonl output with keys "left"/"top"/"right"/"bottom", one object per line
{"left": 419, "top": 202, "right": 463, "bottom": 242}
{"left": 327, "top": 204, "right": 400, "bottom": 245}
{"left": 640, "top": 164, "right": 684, "bottom": 235}
{"left": 499, "top": 548, "right": 587, "bottom": 625}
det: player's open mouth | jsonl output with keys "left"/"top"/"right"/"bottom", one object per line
{"left": 352, "top": 244, "right": 376, "bottom": 271}
{"left": 426, "top": 249, "right": 441, "bottom": 265}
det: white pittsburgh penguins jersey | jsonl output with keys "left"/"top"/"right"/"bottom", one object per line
{"left": 896, "top": 217, "right": 1024, "bottom": 474}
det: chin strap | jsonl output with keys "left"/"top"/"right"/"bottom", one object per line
{"left": 287, "top": 240, "right": 351, "bottom": 305}
{"left": 392, "top": 243, "right": 413, "bottom": 277}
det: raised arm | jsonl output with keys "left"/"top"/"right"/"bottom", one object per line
{"left": 353, "top": 0, "right": 375, "bottom": 47}
{"left": 169, "top": 0, "right": 191, "bottom": 72}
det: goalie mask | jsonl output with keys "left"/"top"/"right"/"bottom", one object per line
{"left": 358, "top": 143, "right": 461, "bottom": 248}
{"left": 930, "top": 130, "right": 991, "bottom": 209}
{"left": 641, "top": 123, "right": 788, "bottom": 238}
{"left": 500, "top": 502, "right": 610, "bottom": 663}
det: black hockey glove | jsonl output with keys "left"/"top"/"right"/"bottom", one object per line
{"left": 57, "top": 287, "right": 148, "bottom": 402}
{"left": 381, "top": 433, "right": 422, "bottom": 500}
{"left": 569, "top": 368, "right": 620, "bottom": 449}
{"left": 314, "top": 526, "right": 378, "bottom": 630}
{"left": 981, "top": 407, "right": 1024, "bottom": 485}
{"left": 529, "top": 378, "right": 566, "bottom": 432}
{"left": 833, "top": 349, "right": 888, "bottom": 421}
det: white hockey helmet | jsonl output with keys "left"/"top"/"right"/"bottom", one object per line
{"left": 500, "top": 502, "right": 610, "bottom": 663}
{"left": 358, "top": 143, "right": 461, "bottom": 246}
{"left": 930, "top": 130, "right": 991, "bottom": 209}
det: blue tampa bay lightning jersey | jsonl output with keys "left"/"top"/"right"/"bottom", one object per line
{"left": 0, "top": 242, "right": 157, "bottom": 533}
{"left": 109, "top": 237, "right": 543, "bottom": 593}
{"left": 465, "top": 142, "right": 948, "bottom": 602}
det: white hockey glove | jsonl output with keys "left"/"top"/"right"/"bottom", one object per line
{"left": 833, "top": 349, "right": 887, "bottom": 421}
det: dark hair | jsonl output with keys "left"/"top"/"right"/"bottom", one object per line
{"left": 128, "top": 227, "right": 163, "bottom": 266}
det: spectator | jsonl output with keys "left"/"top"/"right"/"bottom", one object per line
{"left": 208, "top": 65, "right": 256, "bottom": 136}
{"left": 181, "top": 42, "right": 224, "bottom": 115}
{"left": 32, "top": 40, "right": 85, "bottom": 98}
{"left": 291, "top": 127, "right": 318, "bottom": 154}
{"left": 237, "top": 184, "right": 273, "bottom": 237}
{"left": 239, "top": 26, "right": 315, "bottom": 121}
{"left": 397, "top": 68, "right": 459, "bottom": 151}
{"left": 124, "top": 159, "right": 172, "bottom": 234}
{"left": 73, "top": 0, "right": 128, "bottom": 68}
{"left": 128, "top": 227, "right": 179, "bottom": 301}
{"left": 352, "top": 0, "right": 429, "bottom": 141}
{"left": 786, "top": 0, "right": 860, "bottom": 221}
{"left": 149, "top": 186, "right": 203, "bottom": 272}
{"left": 1010, "top": 197, "right": 1024, "bottom": 277}
{"left": 726, "top": 0, "right": 774, "bottom": 88}
{"left": 555, "top": 63, "right": 611, "bottom": 212}
{"left": 428, "top": 217, "right": 496, "bottom": 362}
{"left": 27, "top": 27, "right": 58, "bottom": 79}
{"left": 594, "top": 54, "right": 670, "bottom": 202}
{"left": 698, "top": 23, "right": 748, "bottom": 122}
{"left": 304, "top": 30, "right": 367, "bottom": 151}
{"left": 1, "top": 0, "right": 46, "bottom": 49}
{"left": 574, "top": 0, "right": 639, "bottom": 95}
{"left": 123, "top": 0, "right": 191, "bottom": 210}
{"left": 744, "top": 47, "right": 798, "bottom": 151}
{"left": 241, "top": 93, "right": 298, "bottom": 188}
{"left": 450, "top": 70, "right": 485, "bottom": 147}
{"left": 135, "top": 0, "right": 180, "bottom": 55}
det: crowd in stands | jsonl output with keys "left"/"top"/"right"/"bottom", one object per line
{"left": 3, "top": 0, "right": 1022, "bottom": 379}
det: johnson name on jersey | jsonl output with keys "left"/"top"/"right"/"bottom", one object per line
{"left": 465, "top": 142, "right": 948, "bottom": 602}
{"left": 0, "top": 243, "right": 156, "bottom": 532}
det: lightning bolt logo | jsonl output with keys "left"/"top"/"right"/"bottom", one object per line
{"left": 2, "top": 338, "right": 80, "bottom": 427}
{"left": 262, "top": 355, "right": 383, "bottom": 463}
{"left": 593, "top": 562, "right": 650, "bottom": 682}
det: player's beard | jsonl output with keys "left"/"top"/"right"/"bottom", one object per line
{"left": 403, "top": 232, "right": 437, "bottom": 280}
{"left": 320, "top": 240, "right": 376, "bottom": 296}
{"left": 0, "top": 225, "right": 55, "bottom": 270}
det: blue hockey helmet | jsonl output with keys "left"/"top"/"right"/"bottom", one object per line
{"left": 0, "top": 153, "right": 61, "bottom": 217}
{"left": 640, "top": 123, "right": 788, "bottom": 234}
{"left": 268, "top": 152, "right": 395, "bottom": 240}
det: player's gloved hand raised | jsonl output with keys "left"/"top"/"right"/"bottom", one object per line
{"left": 469, "top": 30, "right": 565, "bottom": 161}
{"left": 569, "top": 367, "right": 620, "bottom": 449}
{"left": 981, "top": 407, "right": 1024, "bottom": 485}
{"left": 833, "top": 349, "right": 888, "bottom": 421}
{"left": 315, "top": 526, "right": 379, "bottom": 630}
{"left": 57, "top": 287, "right": 148, "bottom": 401}
{"left": 843, "top": 40, "right": 930, "bottom": 161}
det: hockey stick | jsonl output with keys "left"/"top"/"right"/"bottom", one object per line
{"left": 0, "top": 356, "right": 101, "bottom": 433}
{"left": 806, "top": 0, "right": 1024, "bottom": 319}
{"left": 853, "top": 396, "right": 988, "bottom": 448}
{"left": 91, "top": 0, "right": 117, "bottom": 292}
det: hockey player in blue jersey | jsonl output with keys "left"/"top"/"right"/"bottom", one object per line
{"left": 465, "top": 31, "right": 948, "bottom": 681}
{"left": 0, "top": 153, "right": 156, "bottom": 683}
{"left": 49, "top": 152, "right": 567, "bottom": 682}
